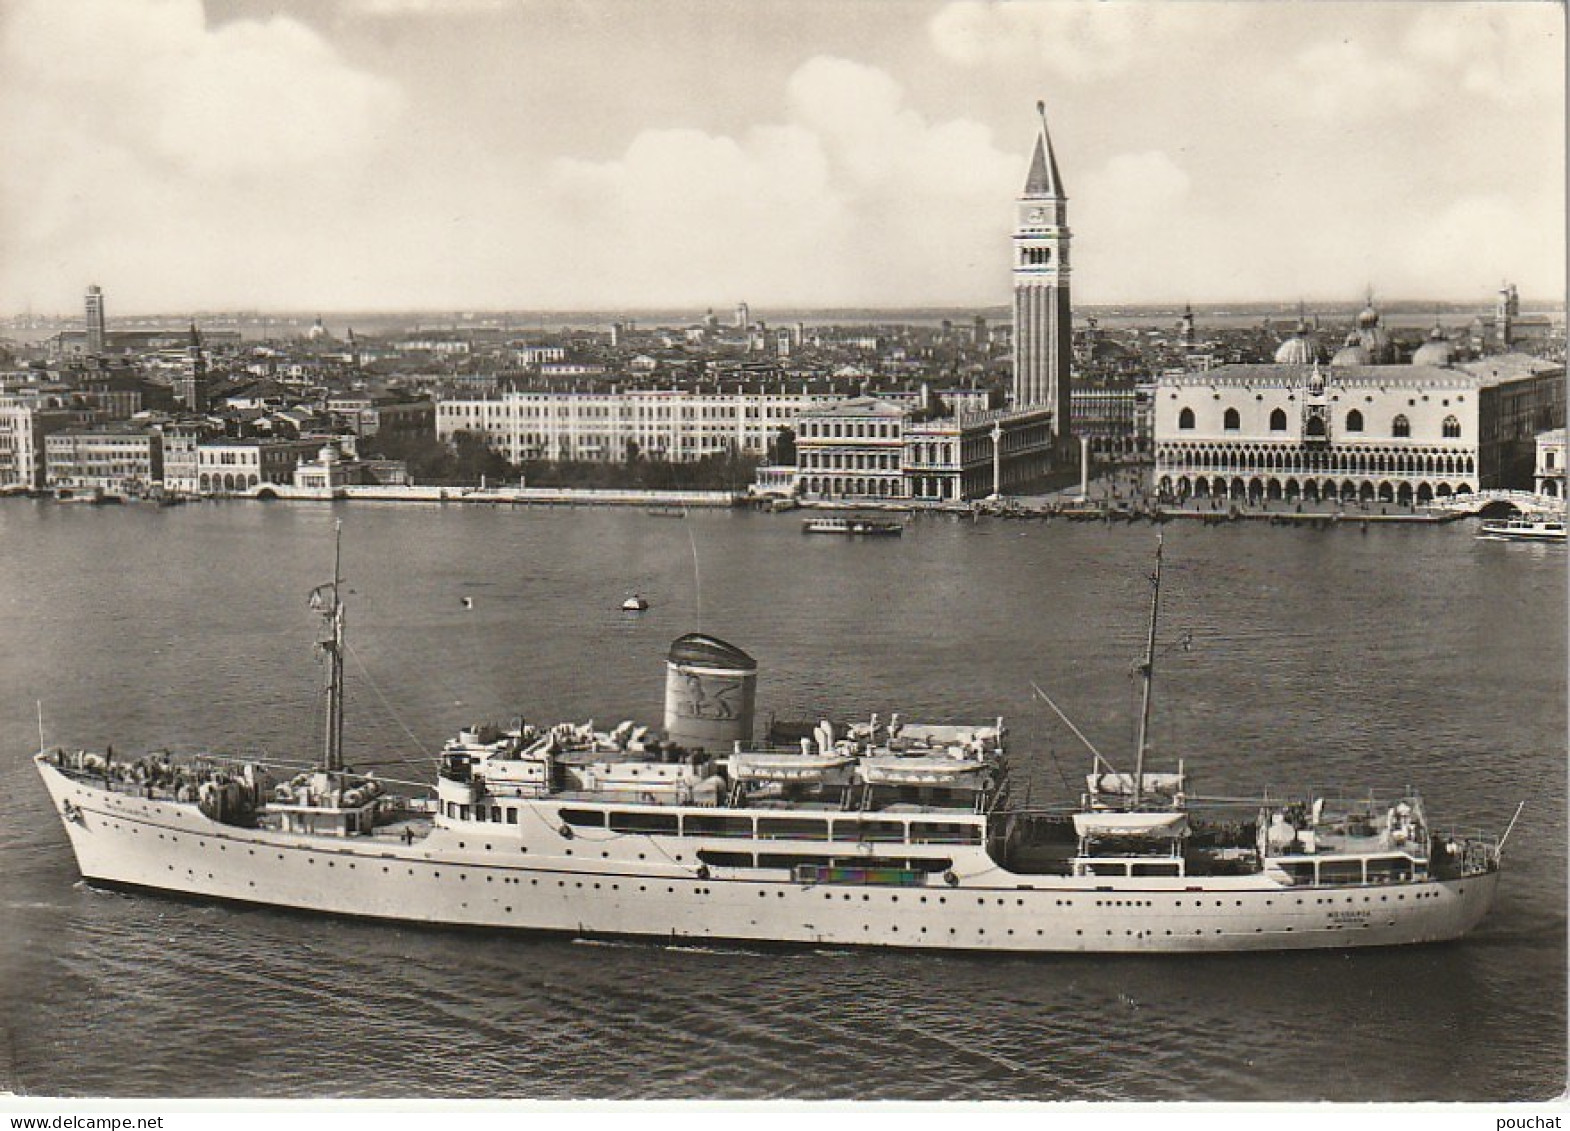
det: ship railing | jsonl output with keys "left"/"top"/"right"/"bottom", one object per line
{"left": 1432, "top": 826, "right": 1502, "bottom": 875}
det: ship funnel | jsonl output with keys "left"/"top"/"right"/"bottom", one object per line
{"left": 663, "top": 633, "right": 757, "bottom": 752}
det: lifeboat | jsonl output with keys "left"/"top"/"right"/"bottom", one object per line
{"left": 1071, "top": 810, "right": 1189, "bottom": 838}
{"left": 857, "top": 755, "right": 991, "bottom": 787}
{"left": 727, "top": 751, "right": 855, "bottom": 783}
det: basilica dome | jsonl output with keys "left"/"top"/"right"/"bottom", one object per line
{"left": 1411, "top": 327, "right": 1455, "bottom": 367}
{"left": 1354, "top": 300, "right": 1393, "bottom": 361}
{"left": 1274, "top": 325, "right": 1319, "bottom": 365}
{"left": 1330, "top": 333, "right": 1372, "bottom": 367}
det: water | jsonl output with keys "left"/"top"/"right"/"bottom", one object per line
{"left": 0, "top": 501, "right": 1562, "bottom": 1101}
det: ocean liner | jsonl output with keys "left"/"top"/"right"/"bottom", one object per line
{"left": 36, "top": 528, "right": 1508, "bottom": 953}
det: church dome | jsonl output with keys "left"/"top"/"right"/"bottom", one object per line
{"left": 1274, "top": 329, "right": 1319, "bottom": 365}
{"left": 1331, "top": 334, "right": 1372, "bottom": 367}
{"left": 1411, "top": 327, "right": 1455, "bottom": 367}
{"left": 1357, "top": 305, "right": 1381, "bottom": 329}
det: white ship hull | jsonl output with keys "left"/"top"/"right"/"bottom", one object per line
{"left": 40, "top": 759, "right": 1499, "bottom": 954}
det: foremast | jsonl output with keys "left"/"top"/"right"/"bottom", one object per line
{"left": 1131, "top": 534, "right": 1163, "bottom": 808}
{"left": 311, "top": 520, "right": 346, "bottom": 775}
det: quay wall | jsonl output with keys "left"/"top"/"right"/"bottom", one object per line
{"left": 265, "top": 485, "right": 742, "bottom": 508}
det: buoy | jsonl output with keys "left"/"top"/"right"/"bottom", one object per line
{"left": 461, "top": 597, "right": 474, "bottom": 609}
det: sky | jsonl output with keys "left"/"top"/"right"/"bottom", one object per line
{"left": 0, "top": 0, "right": 1563, "bottom": 316}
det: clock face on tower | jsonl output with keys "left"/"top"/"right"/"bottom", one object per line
{"left": 1028, "top": 208, "right": 1045, "bottom": 224}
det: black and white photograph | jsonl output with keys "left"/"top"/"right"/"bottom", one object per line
{"left": 0, "top": 0, "right": 1564, "bottom": 1120}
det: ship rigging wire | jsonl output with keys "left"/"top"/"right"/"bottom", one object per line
{"left": 344, "top": 635, "right": 439, "bottom": 766}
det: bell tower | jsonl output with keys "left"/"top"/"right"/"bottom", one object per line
{"left": 179, "top": 323, "right": 209, "bottom": 414}
{"left": 1012, "top": 101, "right": 1073, "bottom": 447}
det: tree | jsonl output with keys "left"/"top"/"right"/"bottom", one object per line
{"left": 768, "top": 426, "right": 797, "bottom": 466}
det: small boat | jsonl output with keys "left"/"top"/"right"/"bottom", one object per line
{"left": 646, "top": 506, "right": 687, "bottom": 519}
{"left": 461, "top": 597, "right": 475, "bottom": 609}
{"left": 802, "top": 516, "right": 904, "bottom": 537}
{"left": 1478, "top": 513, "right": 1567, "bottom": 542}
{"left": 621, "top": 594, "right": 650, "bottom": 612}
{"left": 55, "top": 487, "right": 120, "bottom": 506}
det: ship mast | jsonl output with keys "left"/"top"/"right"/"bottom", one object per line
{"left": 1131, "top": 535, "right": 1163, "bottom": 808}
{"left": 313, "top": 520, "right": 346, "bottom": 775}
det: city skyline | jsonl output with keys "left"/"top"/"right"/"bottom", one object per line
{"left": 1, "top": 0, "right": 1563, "bottom": 317}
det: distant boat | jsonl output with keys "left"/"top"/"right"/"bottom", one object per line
{"left": 802, "top": 516, "right": 903, "bottom": 537}
{"left": 1478, "top": 513, "right": 1566, "bottom": 543}
{"left": 622, "top": 594, "right": 650, "bottom": 612}
{"left": 461, "top": 597, "right": 475, "bottom": 609}
{"left": 646, "top": 506, "right": 687, "bottom": 518}
{"left": 55, "top": 487, "right": 120, "bottom": 506}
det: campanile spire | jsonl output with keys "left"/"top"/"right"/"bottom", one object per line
{"left": 1012, "top": 102, "right": 1073, "bottom": 442}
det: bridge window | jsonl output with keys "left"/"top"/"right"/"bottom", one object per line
{"left": 1392, "top": 414, "right": 1410, "bottom": 438}
{"left": 1269, "top": 408, "right": 1287, "bottom": 432}
{"left": 696, "top": 849, "right": 754, "bottom": 868}
{"left": 1178, "top": 408, "right": 1195, "bottom": 430}
{"left": 757, "top": 817, "right": 831, "bottom": 841}
{"left": 1366, "top": 857, "right": 1413, "bottom": 883}
{"left": 1223, "top": 408, "right": 1240, "bottom": 432}
{"left": 833, "top": 819, "right": 906, "bottom": 843}
{"left": 909, "top": 822, "right": 983, "bottom": 845}
{"left": 1345, "top": 409, "right": 1364, "bottom": 433}
{"left": 1442, "top": 415, "right": 1461, "bottom": 439}
{"left": 685, "top": 814, "right": 754, "bottom": 838}
{"left": 1319, "top": 860, "right": 1364, "bottom": 885}
{"left": 609, "top": 811, "right": 679, "bottom": 835}
{"left": 559, "top": 808, "right": 606, "bottom": 828}
{"left": 1127, "top": 861, "right": 1181, "bottom": 877}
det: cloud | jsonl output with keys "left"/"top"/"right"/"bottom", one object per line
{"left": 1074, "top": 151, "right": 1193, "bottom": 298}
{"left": 537, "top": 56, "right": 1023, "bottom": 306}
{"left": 1395, "top": 193, "right": 1565, "bottom": 300}
{"left": 337, "top": 0, "right": 515, "bottom": 16}
{"left": 0, "top": 0, "right": 404, "bottom": 309}
{"left": 1404, "top": 6, "right": 1563, "bottom": 108}
{"left": 928, "top": 1, "right": 1244, "bottom": 81}
{"left": 1271, "top": 39, "right": 1434, "bottom": 120}
{"left": 1269, "top": 4, "right": 1563, "bottom": 121}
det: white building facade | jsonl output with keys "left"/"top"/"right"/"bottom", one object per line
{"left": 0, "top": 400, "right": 71, "bottom": 490}
{"left": 793, "top": 398, "right": 1056, "bottom": 502}
{"left": 1536, "top": 428, "right": 1565, "bottom": 498}
{"left": 1153, "top": 359, "right": 1564, "bottom": 505}
{"left": 436, "top": 388, "right": 835, "bottom": 463}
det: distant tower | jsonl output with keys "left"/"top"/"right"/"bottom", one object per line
{"left": 84, "top": 285, "right": 106, "bottom": 356}
{"left": 1496, "top": 282, "right": 1518, "bottom": 348}
{"left": 973, "top": 314, "right": 988, "bottom": 348}
{"left": 178, "top": 323, "right": 209, "bottom": 413}
{"left": 347, "top": 327, "right": 360, "bottom": 371}
{"left": 1012, "top": 101, "right": 1073, "bottom": 442}
{"left": 734, "top": 302, "right": 750, "bottom": 329}
{"left": 1181, "top": 304, "right": 1196, "bottom": 348}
